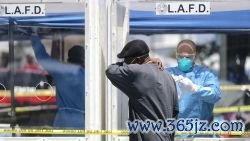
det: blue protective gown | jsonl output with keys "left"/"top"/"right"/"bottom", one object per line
{"left": 167, "top": 65, "right": 221, "bottom": 121}
{"left": 31, "top": 35, "right": 85, "bottom": 129}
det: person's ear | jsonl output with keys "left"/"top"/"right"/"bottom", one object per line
{"left": 193, "top": 53, "right": 197, "bottom": 60}
{"left": 137, "top": 57, "right": 145, "bottom": 64}
{"left": 135, "top": 57, "right": 142, "bottom": 64}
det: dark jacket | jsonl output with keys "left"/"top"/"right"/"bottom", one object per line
{"left": 106, "top": 62, "right": 178, "bottom": 141}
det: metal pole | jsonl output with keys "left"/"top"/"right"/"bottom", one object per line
{"left": 85, "top": 0, "right": 105, "bottom": 140}
{"left": 218, "top": 34, "right": 227, "bottom": 80}
{"left": 61, "top": 31, "right": 65, "bottom": 62}
{"left": 8, "top": 17, "right": 16, "bottom": 137}
{"left": 106, "top": 1, "right": 113, "bottom": 140}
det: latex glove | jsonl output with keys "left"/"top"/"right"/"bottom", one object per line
{"left": 172, "top": 75, "right": 199, "bottom": 94}
{"left": 179, "top": 77, "right": 199, "bottom": 94}
{"left": 171, "top": 75, "right": 183, "bottom": 82}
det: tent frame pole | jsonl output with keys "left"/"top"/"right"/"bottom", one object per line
{"left": 8, "top": 17, "right": 16, "bottom": 137}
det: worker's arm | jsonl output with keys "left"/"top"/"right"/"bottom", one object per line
{"left": 171, "top": 69, "right": 221, "bottom": 104}
{"left": 193, "top": 72, "right": 221, "bottom": 104}
{"left": 30, "top": 33, "right": 69, "bottom": 75}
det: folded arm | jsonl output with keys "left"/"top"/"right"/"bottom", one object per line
{"left": 106, "top": 62, "right": 135, "bottom": 98}
{"left": 194, "top": 72, "right": 221, "bottom": 104}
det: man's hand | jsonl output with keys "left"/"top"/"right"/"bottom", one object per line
{"left": 149, "top": 58, "right": 164, "bottom": 71}
{"left": 116, "top": 62, "right": 124, "bottom": 66}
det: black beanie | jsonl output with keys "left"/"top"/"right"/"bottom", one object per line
{"left": 67, "top": 45, "right": 85, "bottom": 66}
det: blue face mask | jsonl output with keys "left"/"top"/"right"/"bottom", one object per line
{"left": 178, "top": 58, "right": 193, "bottom": 72}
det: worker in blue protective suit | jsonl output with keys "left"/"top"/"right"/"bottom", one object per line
{"left": 166, "top": 39, "right": 221, "bottom": 121}
{"left": 30, "top": 33, "right": 85, "bottom": 129}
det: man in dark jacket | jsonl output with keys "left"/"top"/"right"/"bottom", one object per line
{"left": 106, "top": 40, "right": 178, "bottom": 141}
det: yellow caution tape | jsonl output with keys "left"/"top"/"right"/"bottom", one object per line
{"left": 8, "top": 104, "right": 250, "bottom": 114}
{"left": 220, "top": 85, "right": 250, "bottom": 91}
{"left": 176, "top": 131, "right": 250, "bottom": 136}
{"left": 213, "top": 105, "right": 250, "bottom": 114}
{"left": 0, "top": 129, "right": 249, "bottom": 135}
{"left": 4, "top": 104, "right": 246, "bottom": 114}
{"left": 0, "top": 105, "right": 57, "bottom": 113}
{"left": 0, "top": 129, "right": 129, "bottom": 135}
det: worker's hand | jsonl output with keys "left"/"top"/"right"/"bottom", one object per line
{"left": 171, "top": 75, "right": 183, "bottom": 82}
{"left": 31, "top": 27, "right": 39, "bottom": 33}
{"left": 179, "top": 77, "right": 199, "bottom": 94}
{"left": 17, "top": 27, "right": 31, "bottom": 37}
{"left": 172, "top": 75, "right": 199, "bottom": 94}
{"left": 17, "top": 27, "right": 38, "bottom": 36}
{"left": 149, "top": 58, "right": 164, "bottom": 71}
